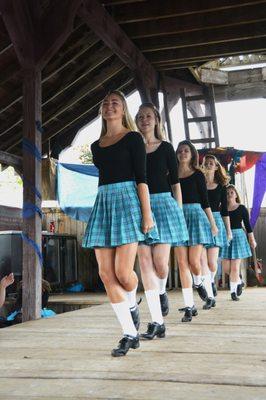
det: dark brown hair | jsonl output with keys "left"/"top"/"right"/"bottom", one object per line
{"left": 176, "top": 140, "right": 199, "bottom": 170}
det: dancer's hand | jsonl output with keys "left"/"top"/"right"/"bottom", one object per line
{"left": 249, "top": 238, "right": 257, "bottom": 249}
{"left": 211, "top": 223, "right": 218, "bottom": 237}
{"left": 142, "top": 214, "right": 154, "bottom": 234}
{"left": 0, "top": 273, "right": 14, "bottom": 289}
{"left": 227, "top": 229, "right": 233, "bottom": 242}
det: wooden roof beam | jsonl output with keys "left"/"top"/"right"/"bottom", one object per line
{"left": 0, "top": 0, "right": 82, "bottom": 68}
{"left": 122, "top": 3, "right": 266, "bottom": 38}
{"left": 78, "top": 0, "right": 158, "bottom": 98}
{"left": 0, "top": 150, "right": 22, "bottom": 169}
{"left": 147, "top": 38, "right": 266, "bottom": 65}
{"left": 138, "top": 22, "right": 266, "bottom": 53}
{"left": 111, "top": 0, "right": 266, "bottom": 23}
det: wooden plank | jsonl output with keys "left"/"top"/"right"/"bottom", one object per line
{"left": 122, "top": 3, "right": 266, "bottom": 38}
{"left": 0, "top": 289, "right": 266, "bottom": 399}
{"left": 22, "top": 69, "right": 42, "bottom": 321}
{"left": 147, "top": 37, "right": 266, "bottom": 65}
{"left": 191, "top": 138, "right": 216, "bottom": 144}
{"left": 0, "top": 150, "right": 22, "bottom": 169}
{"left": 187, "top": 116, "right": 213, "bottom": 123}
{"left": 112, "top": 0, "right": 266, "bottom": 23}
{"left": 79, "top": 0, "right": 158, "bottom": 90}
{"left": 200, "top": 68, "right": 228, "bottom": 85}
{"left": 0, "top": 0, "right": 82, "bottom": 68}
{"left": 138, "top": 21, "right": 266, "bottom": 53}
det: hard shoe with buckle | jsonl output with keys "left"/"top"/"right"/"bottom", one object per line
{"left": 159, "top": 292, "right": 169, "bottom": 316}
{"left": 140, "top": 322, "right": 166, "bottom": 340}
{"left": 195, "top": 284, "right": 208, "bottom": 301}
{"left": 111, "top": 335, "right": 140, "bottom": 357}
{"left": 130, "top": 305, "right": 140, "bottom": 330}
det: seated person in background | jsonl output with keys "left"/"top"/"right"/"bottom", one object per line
{"left": 0, "top": 273, "right": 14, "bottom": 308}
{"left": 14, "top": 279, "right": 51, "bottom": 310}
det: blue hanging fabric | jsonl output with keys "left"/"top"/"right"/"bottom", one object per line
{"left": 57, "top": 163, "right": 99, "bottom": 222}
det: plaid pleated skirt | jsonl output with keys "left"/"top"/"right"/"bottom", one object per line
{"left": 82, "top": 181, "right": 158, "bottom": 248}
{"left": 142, "top": 192, "right": 189, "bottom": 246}
{"left": 219, "top": 228, "right": 252, "bottom": 259}
{"left": 206, "top": 212, "right": 228, "bottom": 249}
{"left": 182, "top": 203, "right": 213, "bottom": 247}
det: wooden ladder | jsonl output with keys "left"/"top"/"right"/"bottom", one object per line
{"left": 180, "top": 86, "right": 220, "bottom": 148}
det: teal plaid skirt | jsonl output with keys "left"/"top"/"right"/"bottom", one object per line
{"left": 142, "top": 192, "right": 189, "bottom": 246}
{"left": 183, "top": 203, "right": 213, "bottom": 247}
{"left": 219, "top": 228, "right": 252, "bottom": 259}
{"left": 82, "top": 181, "right": 158, "bottom": 248}
{"left": 206, "top": 212, "right": 228, "bottom": 249}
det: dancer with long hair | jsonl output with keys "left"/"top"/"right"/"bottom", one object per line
{"left": 175, "top": 140, "right": 218, "bottom": 322}
{"left": 83, "top": 91, "right": 157, "bottom": 356}
{"left": 135, "top": 103, "right": 188, "bottom": 339}
{"left": 200, "top": 155, "right": 232, "bottom": 309}
{"left": 220, "top": 184, "right": 256, "bottom": 301}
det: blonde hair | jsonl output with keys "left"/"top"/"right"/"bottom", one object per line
{"left": 202, "top": 154, "right": 230, "bottom": 186}
{"left": 135, "top": 102, "right": 165, "bottom": 141}
{"left": 226, "top": 184, "right": 241, "bottom": 203}
{"left": 99, "top": 90, "right": 136, "bottom": 137}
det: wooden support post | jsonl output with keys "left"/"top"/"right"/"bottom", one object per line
{"left": 22, "top": 69, "right": 42, "bottom": 321}
{"left": 162, "top": 88, "right": 173, "bottom": 144}
{"left": 180, "top": 88, "right": 190, "bottom": 140}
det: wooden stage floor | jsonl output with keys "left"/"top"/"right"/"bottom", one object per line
{"left": 0, "top": 288, "right": 265, "bottom": 399}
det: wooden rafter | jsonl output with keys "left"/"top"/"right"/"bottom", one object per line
{"left": 111, "top": 0, "right": 266, "bottom": 23}
{"left": 79, "top": 0, "right": 158, "bottom": 95}
{"left": 147, "top": 38, "right": 266, "bottom": 65}
{"left": 122, "top": 3, "right": 266, "bottom": 38}
{"left": 138, "top": 21, "right": 266, "bottom": 53}
{"left": 0, "top": 149, "right": 22, "bottom": 169}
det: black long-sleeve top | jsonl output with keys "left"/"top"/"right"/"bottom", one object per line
{"left": 229, "top": 204, "right": 253, "bottom": 233}
{"left": 91, "top": 131, "right": 146, "bottom": 186}
{"left": 179, "top": 170, "right": 210, "bottom": 209}
{"left": 208, "top": 184, "right": 228, "bottom": 216}
{"left": 146, "top": 141, "right": 179, "bottom": 194}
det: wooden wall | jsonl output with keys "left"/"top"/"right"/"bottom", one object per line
{"left": 0, "top": 206, "right": 22, "bottom": 231}
{"left": 42, "top": 207, "right": 101, "bottom": 291}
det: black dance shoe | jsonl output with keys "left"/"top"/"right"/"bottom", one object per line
{"left": 195, "top": 284, "right": 208, "bottom": 301}
{"left": 140, "top": 322, "right": 166, "bottom": 340}
{"left": 159, "top": 292, "right": 169, "bottom": 316}
{"left": 236, "top": 281, "right": 245, "bottom": 297}
{"left": 130, "top": 305, "right": 140, "bottom": 330}
{"left": 179, "top": 305, "right": 198, "bottom": 317}
{"left": 203, "top": 297, "right": 216, "bottom": 310}
{"left": 181, "top": 307, "right": 192, "bottom": 322}
{"left": 111, "top": 335, "right": 140, "bottom": 357}
{"left": 212, "top": 282, "right": 218, "bottom": 297}
{"left": 231, "top": 292, "right": 240, "bottom": 301}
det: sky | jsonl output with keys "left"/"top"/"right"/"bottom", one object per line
{"left": 0, "top": 91, "right": 265, "bottom": 208}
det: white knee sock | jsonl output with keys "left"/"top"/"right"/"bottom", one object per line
{"left": 182, "top": 288, "right": 194, "bottom": 308}
{"left": 193, "top": 274, "right": 202, "bottom": 287}
{"left": 111, "top": 300, "right": 138, "bottom": 337}
{"left": 158, "top": 277, "right": 168, "bottom": 295}
{"left": 202, "top": 273, "right": 214, "bottom": 298}
{"left": 145, "top": 289, "right": 164, "bottom": 324}
{"left": 126, "top": 285, "right": 137, "bottom": 309}
{"left": 210, "top": 271, "right": 216, "bottom": 283}
{"left": 230, "top": 281, "right": 238, "bottom": 294}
